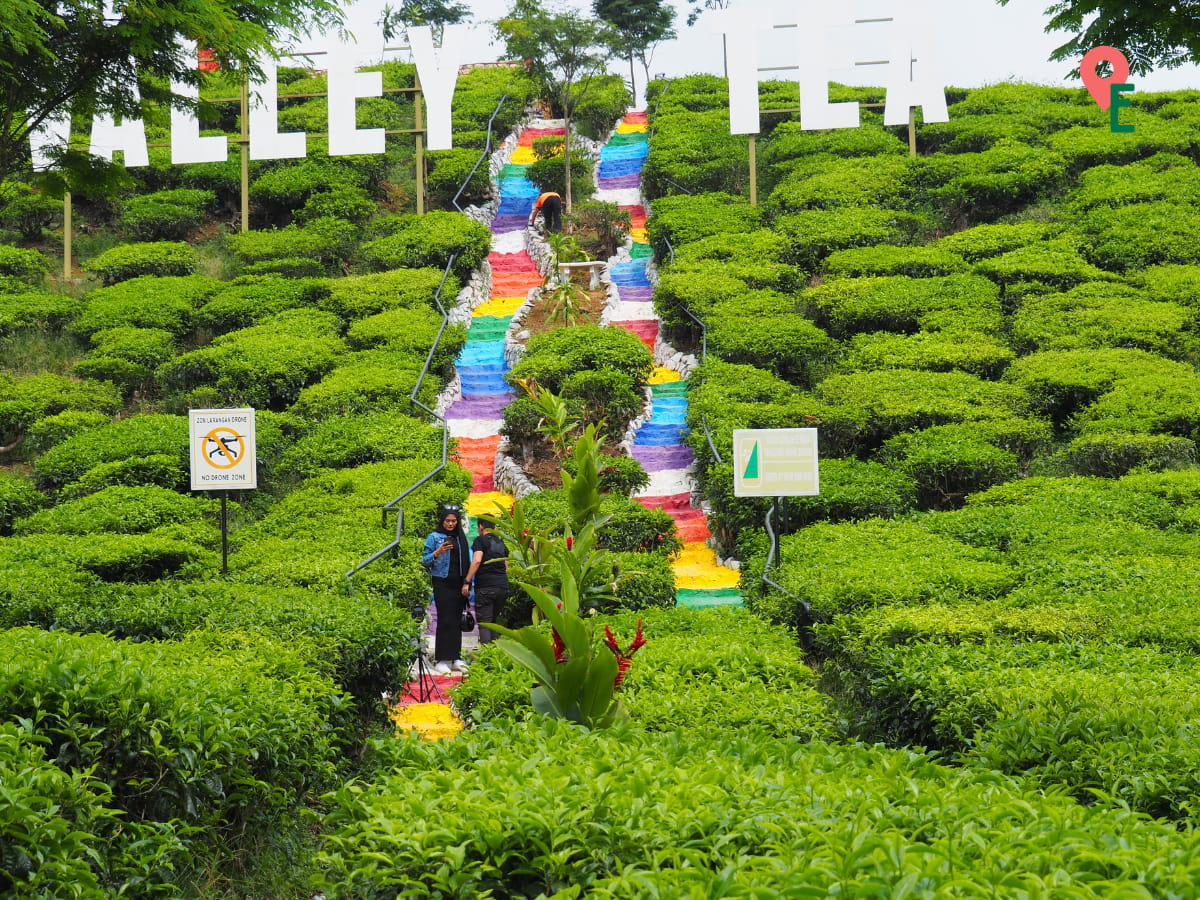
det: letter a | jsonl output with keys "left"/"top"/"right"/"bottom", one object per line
{"left": 883, "top": 0, "right": 949, "bottom": 127}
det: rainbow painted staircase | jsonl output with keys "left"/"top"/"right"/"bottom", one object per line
{"left": 596, "top": 112, "right": 743, "bottom": 609}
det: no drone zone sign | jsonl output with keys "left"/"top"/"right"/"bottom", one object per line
{"left": 189, "top": 409, "right": 257, "bottom": 491}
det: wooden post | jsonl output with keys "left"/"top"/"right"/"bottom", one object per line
{"left": 62, "top": 191, "right": 72, "bottom": 280}
{"left": 240, "top": 76, "right": 250, "bottom": 231}
{"left": 908, "top": 106, "right": 917, "bottom": 158}
{"left": 748, "top": 136, "right": 758, "bottom": 207}
{"left": 414, "top": 73, "right": 425, "bottom": 215}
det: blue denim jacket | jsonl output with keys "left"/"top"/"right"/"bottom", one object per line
{"left": 422, "top": 530, "right": 468, "bottom": 579}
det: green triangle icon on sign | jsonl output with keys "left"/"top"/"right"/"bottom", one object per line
{"left": 744, "top": 441, "right": 760, "bottom": 480}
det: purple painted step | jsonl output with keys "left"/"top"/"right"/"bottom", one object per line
{"left": 598, "top": 174, "right": 642, "bottom": 189}
{"left": 617, "top": 286, "right": 654, "bottom": 302}
{"left": 491, "top": 213, "right": 528, "bottom": 233}
{"left": 445, "top": 394, "right": 512, "bottom": 418}
{"left": 632, "top": 444, "right": 695, "bottom": 471}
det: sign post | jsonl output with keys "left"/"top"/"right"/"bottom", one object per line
{"left": 733, "top": 427, "right": 819, "bottom": 569}
{"left": 189, "top": 408, "right": 257, "bottom": 574}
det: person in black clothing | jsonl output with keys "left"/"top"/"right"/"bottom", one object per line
{"left": 421, "top": 505, "right": 471, "bottom": 674}
{"left": 529, "top": 191, "right": 563, "bottom": 233}
{"left": 462, "top": 517, "right": 510, "bottom": 644}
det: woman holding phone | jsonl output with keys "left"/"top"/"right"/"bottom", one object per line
{"left": 421, "top": 504, "right": 471, "bottom": 674}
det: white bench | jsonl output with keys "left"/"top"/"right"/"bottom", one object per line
{"left": 556, "top": 260, "right": 607, "bottom": 289}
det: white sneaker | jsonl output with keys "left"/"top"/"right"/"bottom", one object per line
{"left": 452, "top": 659, "right": 469, "bottom": 673}
{"left": 433, "top": 661, "right": 452, "bottom": 676}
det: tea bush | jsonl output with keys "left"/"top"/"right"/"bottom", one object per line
{"left": 196, "top": 275, "right": 332, "bottom": 334}
{"left": 0, "top": 291, "right": 82, "bottom": 334}
{"left": 772, "top": 207, "right": 928, "bottom": 271}
{"left": 1009, "top": 282, "right": 1196, "bottom": 357}
{"left": 670, "top": 229, "right": 800, "bottom": 290}
{"left": 972, "top": 240, "right": 1118, "bottom": 289}
{"left": 72, "top": 274, "right": 223, "bottom": 337}
{"left": 805, "top": 274, "right": 1002, "bottom": 337}
{"left": 840, "top": 330, "right": 1015, "bottom": 378}
{"left": 119, "top": 188, "right": 215, "bottom": 240}
{"left": 248, "top": 158, "right": 366, "bottom": 218}
{"left": 607, "top": 551, "right": 675, "bottom": 610}
{"left": 22, "top": 410, "right": 112, "bottom": 457}
{"left": 278, "top": 413, "right": 444, "bottom": 478}
{"left": 1048, "top": 119, "right": 1194, "bottom": 173}
{"left": 515, "top": 489, "right": 679, "bottom": 557}
{"left": 157, "top": 308, "right": 346, "bottom": 409}
{"left": 0, "top": 184, "right": 61, "bottom": 241}
{"left": 706, "top": 292, "right": 835, "bottom": 385}
{"left": 81, "top": 241, "right": 197, "bottom": 285}
{"left": 923, "top": 139, "right": 1068, "bottom": 224}
{"left": 288, "top": 351, "right": 439, "bottom": 418}
{"left": 1078, "top": 200, "right": 1200, "bottom": 270}
{"left": 934, "top": 221, "right": 1062, "bottom": 261}
{"left": 33, "top": 414, "right": 187, "bottom": 493}
{"left": 426, "top": 148, "right": 491, "bottom": 208}
{"left": 1133, "top": 262, "right": 1200, "bottom": 306}
{"left": 345, "top": 306, "right": 466, "bottom": 372}
{"left": 0, "top": 470, "right": 44, "bottom": 534}
{"left": 3, "top": 531, "right": 213, "bottom": 581}
{"left": 527, "top": 152, "right": 595, "bottom": 201}
{"left": 507, "top": 325, "right": 652, "bottom": 394}
{"left": 1060, "top": 429, "right": 1197, "bottom": 476}
{"left": 294, "top": 185, "right": 376, "bottom": 225}
{"left": 823, "top": 243, "right": 968, "bottom": 278}
{"left": 0, "top": 373, "right": 121, "bottom": 449}
{"left": 645, "top": 192, "right": 761, "bottom": 256}
{"left": 359, "top": 211, "right": 489, "bottom": 281}
{"left": 769, "top": 155, "right": 915, "bottom": 213}
{"left": 643, "top": 108, "right": 749, "bottom": 196}
{"left": 0, "top": 244, "right": 50, "bottom": 283}
{"left": 784, "top": 457, "right": 919, "bottom": 527}
{"left": 876, "top": 423, "right": 1022, "bottom": 508}
{"left": 223, "top": 225, "right": 343, "bottom": 272}
{"left": 1070, "top": 153, "right": 1200, "bottom": 210}
{"left": 319, "top": 267, "right": 456, "bottom": 320}
{"left": 1072, "top": 370, "right": 1200, "bottom": 440}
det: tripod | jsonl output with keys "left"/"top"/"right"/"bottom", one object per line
{"left": 406, "top": 634, "right": 446, "bottom": 704}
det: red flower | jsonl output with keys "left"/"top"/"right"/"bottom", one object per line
{"left": 551, "top": 626, "right": 566, "bottom": 663}
{"left": 603, "top": 618, "right": 646, "bottom": 689}
{"left": 566, "top": 536, "right": 573, "bottom": 550}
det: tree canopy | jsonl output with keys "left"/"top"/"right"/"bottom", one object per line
{"left": 1002, "top": 0, "right": 1200, "bottom": 75}
{"left": 379, "top": 0, "right": 471, "bottom": 43}
{"left": 0, "top": 0, "right": 342, "bottom": 187}
{"left": 593, "top": 0, "right": 676, "bottom": 102}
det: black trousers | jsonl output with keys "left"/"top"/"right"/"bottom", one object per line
{"left": 474, "top": 585, "right": 508, "bottom": 644}
{"left": 432, "top": 576, "right": 464, "bottom": 661}
{"left": 542, "top": 195, "right": 562, "bottom": 233}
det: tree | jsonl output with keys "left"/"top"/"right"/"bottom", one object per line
{"left": 685, "top": 0, "right": 731, "bottom": 27}
{"left": 378, "top": 0, "right": 472, "bottom": 44}
{"left": 593, "top": 0, "right": 676, "bottom": 106}
{"left": 1000, "top": 0, "right": 1200, "bottom": 75}
{"left": 495, "top": 0, "right": 616, "bottom": 209}
{"left": 0, "top": 0, "right": 342, "bottom": 189}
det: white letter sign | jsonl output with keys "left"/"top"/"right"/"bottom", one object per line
{"left": 250, "top": 54, "right": 306, "bottom": 160}
{"left": 327, "top": 37, "right": 386, "bottom": 156}
{"left": 409, "top": 24, "right": 465, "bottom": 151}
{"left": 171, "top": 40, "right": 229, "bottom": 164}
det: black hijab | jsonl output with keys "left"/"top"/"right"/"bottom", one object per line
{"left": 434, "top": 510, "right": 470, "bottom": 579}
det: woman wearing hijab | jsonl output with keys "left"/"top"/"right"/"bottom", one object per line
{"left": 421, "top": 504, "right": 471, "bottom": 674}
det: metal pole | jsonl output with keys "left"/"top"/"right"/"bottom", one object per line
{"left": 749, "top": 136, "right": 758, "bottom": 206}
{"left": 414, "top": 73, "right": 425, "bottom": 215}
{"left": 771, "top": 498, "right": 781, "bottom": 572}
{"left": 62, "top": 192, "right": 72, "bottom": 280}
{"left": 221, "top": 491, "right": 229, "bottom": 575}
{"left": 240, "top": 76, "right": 250, "bottom": 231}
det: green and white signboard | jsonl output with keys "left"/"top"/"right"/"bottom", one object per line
{"left": 733, "top": 428, "right": 819, "bottom": 497}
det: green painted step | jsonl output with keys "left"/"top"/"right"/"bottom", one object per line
{"left": 652, "top": 381, "right": 688, "bottom": 398}
{"left": 608, "top": 131, "right": 648, "bottom": 146}
{"left": 677, "top": 588, "right": 743, "bottom": 608}
{"left": 467, "top": 316, "right": 512, "bottom": 340}
{"left": 500, "top": 164, "right": 530, "bottom": 178}
{"left": 629, "top": 242, "right": 653, "bottom": 259}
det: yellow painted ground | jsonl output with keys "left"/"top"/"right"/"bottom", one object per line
{"left": 466, "top": 491, "right": 516, "bottom": 517}
{"left": 389, "top": 702, "right": 463, "bottom": 741}
{"left": 475, "top": 296, "right": 526, "bottom": 317}
{"left": 630, "top": 228, "right": 649, "bottom": 242}
{"left": 510, "top": 147, "right": 538, "bottom": 164}
{"left": 673, "top": 541, "right": 742, "bottom": 590}
{"left": 649, "top": 366, "right": 682, "bottom": 384}
{"left": 616, "top": 123, "right": 649, "bottom": 133}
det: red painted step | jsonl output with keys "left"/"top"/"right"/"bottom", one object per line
{"left": 517, "top": 127, "right": 567, "bottom": 145}
{"left": 614, "top": 319, "right": 658, "bottom": 349}
{"left": 637, "top": 493, "right": 693, "bottom": 513}
{"left": 489, "top": 251, "right": 536, "bottom": 271}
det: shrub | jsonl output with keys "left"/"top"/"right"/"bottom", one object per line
{"left": 527, "top": 153, "right": 595, "bottom": 200}
{"left": 0, "top": 245, "right": 50, "bottom": 283}
{"left": 1060, "top": 430, "right": 1197, "bottom": 476}
{"left": 934, "top": 221, "right": 1062, "bottom": 262}
{"left": 972, "top": 240, "right": 1118, "bottom": 289}
{"left": 645, "top": 192, "right": 761, "bottom": 257}
{"left": 670, "top": 229, "right": 800, "bottom": 290}
{"left": 786, "top": 457, "right": 919, "bottom": 527}
{"left": 346, "top": 306, "right": 465, "bottom": 371}
{"left": 1073, "top": 370, "right": 1200, "bottom": 441}
{"left": 772, "top": 207, "right": 928, "bottom": 271}
{"left": 0, "top": 183, "right": 61, "bottom": 240}
{"left": 5, "top": 530, "right": 213, "bottom": 581}
{"left": 72, "top": 274, "right": 223, "bottom": 337}
{"left": 224, "top": 225, "right": 341, "bottom": 272}
{"left": 643, "top": 108, "right": 749, "bottom": 196}
{"left": 805, "top": 274, "right": 1003, "bottom": 338}
{"left": 823, "top": 245, "right": 968, "bottom": 279}
{"left": 359, "top": 211, "right": 490, "bottom": 281}
{"left": 240, "top": 256, "right": 329, "bottom": 278}
{"left": 769, "top": 155, "right": 915, "bottom": 213}
{"left": 119, "top": 188, "right": 215, "bottom": 240}
{"left": 158, "top": 308, "right": 345, "bottom": 410}
{"left": 1011, "top": 283, "right": 1196, "bottom": 358}
{"left": 760, "top": 121, "right": 906, "bottom": 187}
{"left": 248, "top": 158, "right": 365, "bottom": 218}
{"left": 507, "top": 325, "right": 653, "bottom": 394}
{"left": 841, "top": 330, "right": 1015, "bottom": 378}
{"left": 33, "top": 414, "right": 187, "bottom": 493}
{"left": 1070, "top": 153, "right": 1200, "bottom": 211}
{"left": 571, "top": 75, "right": 632, "bottom": 138}
{"left": 288, "top": 351, "right": 438, "bottom": 418}
{"left": 0, "top": 469, "right": 45, "bottom": 534}
{"left": 426, "top": 148, "right": 492, "bottom": 208}
{"left": 0, "top": 373, "right": 121, "bottom": 449}
{"left": 294, "top": 184, "right": 375, "bottom": 224}
{"left": 59, "top": 453, "right": 186, "bottom": 500}
{"left": 707, "top": 298, "right": 835, "bottom": 386}
{"left": 196, "top": 275, "right": 331, "bottom": 334}
{"left": 277, "top": 412, "right": 443, "bottom": 478}
{"left": 1078, "top": 201, "right": 1200, "bottom": 271}
{"left": 1135, "top": 263, "right": 1200, "bottom": 307}
{"left": 22, "top": 409, "right": 113, "bottom": 457}
{"left": 81, "top": 241, "right": 197, "bottom": 285}
{"left": 608, "top": 551, "right": 676, "bottom": 610}
{"left": 0, "top": 292, "right": 82, "bottom": 335}
{"left": 516, "top": 489, "right": 679, "bottom": 557}
{"left": 1048, "top": 119, "right": 1194, "bottom": 172}
{"left": 877, "top": 424, "right": 1022, "bottom": 509}
{"left": 559, "top": 368, "right": 645, "bottom": 440}
{"left": 320, "top": 267, "right": 455, "bottom": 321}
{"left": 14, "top": 485, "right": 216, "bottom": 536}
{"left": 923, "top": 139, "right": 1068, "bottom": 224}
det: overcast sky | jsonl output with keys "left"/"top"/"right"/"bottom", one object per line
{"left": 317, "top": 0, "right": 1200, "bottom": 94}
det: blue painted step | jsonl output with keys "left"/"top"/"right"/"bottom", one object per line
{"left": 634, "top": 423, "right": 688, "bottom": 445}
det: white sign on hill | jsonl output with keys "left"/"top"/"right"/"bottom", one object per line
{"left": 189, "top": 408, "right": 257, "bottom": 491}
{"left": 733, "top": 428, "right": 820, "bottom": 497}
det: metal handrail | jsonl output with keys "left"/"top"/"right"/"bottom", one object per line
{"left": 662, "top": 234, "right": 721, "bottom": 465}
{"left": 763, "top": 501, "right": 813, "bottom": 649}
{"left": 452, "top": 93, "right": 510, "bottom": 213}
{"left": 345, "top": 254, "right": 459, "bottom": 590}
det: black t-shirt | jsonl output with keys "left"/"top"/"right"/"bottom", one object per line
{"left": 471, "top": 532, "right": 509, "bottom": 590}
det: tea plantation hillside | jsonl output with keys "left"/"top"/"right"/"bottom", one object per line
{"left": 8, "top": 65, "right": 1200, "bottom": 897}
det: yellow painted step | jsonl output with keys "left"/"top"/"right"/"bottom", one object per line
{"left": 475, "top": 296, "right": 525, "bottom": 317}
{"left": 616, "top": 123, "right": 648, "bottom": 133}
{"left": 673, "top": 542, "right": 742, "bottom": 590}
{"left": 511, "top": 146, "right": 538, "bottom": 164}
{"left": 390, "top": 703, "right": 463, "bottom": 741}
{"left": 630, "top": 228, "right": 649, "bottom": 242}
{"left": 466, "top": 491, "right": 516, "bottom": 517}
{"left": 649, "top": 366, "right": 682, "bottom": 384}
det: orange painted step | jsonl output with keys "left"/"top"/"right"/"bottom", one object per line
{"left": 625, "top": 112, "right": 648, "bottom": 124}
{"left": 677, "top": 519, "right": 712, "bottom": 542}
{"left": 492, "top": 273, "right": 543, "bottom": 296}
